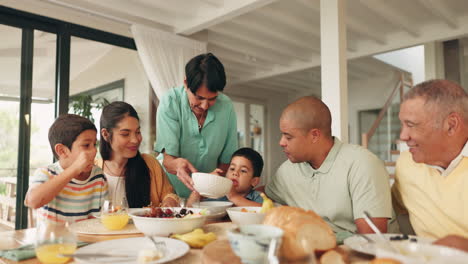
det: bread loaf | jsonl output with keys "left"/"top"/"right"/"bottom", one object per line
{"left": 370, "top": 258, "right": 402, "bottom": 264}
{"left": 320, "top": 248, "right": 349, "bottom": 264}
{"left": 263, "top": 206, "right": 336, "bottom": 261}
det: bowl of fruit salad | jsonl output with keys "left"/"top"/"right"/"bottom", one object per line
{"left": 227, "top": 206, "right": 265, "bottom": 225}
{"left": 129, "top": 207, "right": 207, "bottom": 237}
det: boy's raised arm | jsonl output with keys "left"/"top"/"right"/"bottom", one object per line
{"left": 25, "top": 150, "right": 94, "bottom": 209}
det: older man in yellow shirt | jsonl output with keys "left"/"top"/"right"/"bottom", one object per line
{"left": 393, "top": 79, "right": 468, "bottom": 251}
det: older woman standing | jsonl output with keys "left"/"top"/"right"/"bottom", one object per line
{"left": 155, "top": 53, "right": 238, "bottom": 198}
{"left": 97, "top": 101, "right": 179, "bottom": 207}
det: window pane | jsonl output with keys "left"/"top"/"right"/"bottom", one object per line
{"left": 233, "top": 101, "right": 246, "bottom": 147}
{"left": 0, "top": 24, "right": 22, "bottom": 230}
{"left": 69, "top": 37, "right": 152, "bottom": 152}
{"left": 31, "top": 30, "right": 56, "bottom": 176}
{"left": 250, "top": 104, "right": 265, "bottom": 156}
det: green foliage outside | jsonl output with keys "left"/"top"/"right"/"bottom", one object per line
{"left": 69, "top": 94, "right": 109, "bottom": 123}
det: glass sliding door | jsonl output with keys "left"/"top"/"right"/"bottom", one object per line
{"left": 0, "top": 25, "right": 22, "bottom": 230}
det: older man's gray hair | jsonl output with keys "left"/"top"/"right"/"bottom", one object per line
{"left": 403, "top": 79, "right": 468, "bottom": 127}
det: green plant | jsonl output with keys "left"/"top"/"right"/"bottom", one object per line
{"left": 70, "top": 95, "right": 109, "bottom": 123}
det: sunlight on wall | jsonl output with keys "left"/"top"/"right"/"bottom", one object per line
{"left": 374, "top": 45, "right": 425, "bottom": 84}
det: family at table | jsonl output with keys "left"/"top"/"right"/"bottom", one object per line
{"left": 23, "top": 53, "right": 468, "bottom": 253}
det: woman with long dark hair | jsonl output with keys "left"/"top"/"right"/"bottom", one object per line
{"left": 97, "top": 101, "right": 179, "bottom": 208}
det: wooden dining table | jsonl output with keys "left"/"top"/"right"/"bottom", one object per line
{"left": 0, "top": 220, "right": 374, "bottom": 264}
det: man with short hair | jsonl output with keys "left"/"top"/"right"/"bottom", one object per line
{"left": 266, "top": 96, "right": 394, "bottom": 234}
{"left": 155, "top": 53, "right": 238, "bottom": 198}
{"left": 393, "top": 79, "right": 468, "bottom": 240}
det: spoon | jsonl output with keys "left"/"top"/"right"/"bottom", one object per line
{"left": 363, "top": 211, "right": 399, "bottom": 253}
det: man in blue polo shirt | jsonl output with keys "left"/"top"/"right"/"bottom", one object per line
{"left": 155, "top": 53, "right": 238, "bottom": 198}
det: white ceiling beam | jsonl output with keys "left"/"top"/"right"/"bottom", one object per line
{"left": 358, "top": 0, "right": 420, "bottom": 37}
{"left": 210, "top": 23, "right": 310, "bottom": 61}
{"left": 251, "top": 80, "right": 302, "bottom": 93}
{"left": 209, "top": 44, "right": 272, "bottom": 70}
{"left": 41, "top": 0, "right": 173, "bottom": 31}
{"left": 208, "top": 31, "right": 291, "bottom": 65}
{"left": 347, "top": 18, "right": 387, "bottom": 45}
{"left": 221, "top": 57, "right": 272, "bottom": 72}
{"left": 230, "top": 15, "right": 321, "bottom": 52}
{"left": 231, "top": 58, "right": 321, "bottom": 85}
{"left": 244, "top": 83, "right": 294, "bottom": 94}
{"left": 306, "top": 3, "right": 386, "bottom": 46}
{"left": 266, "top": 77, "right": 312, "bottom": 91}
{"left": 198, "top": 0, "right": 225, "bottom": 8}
{"left": 415, "top": 0, "right": 458, "bottom": 29}
{"left": 176, "top": 0, "right": 278, "bottom": 35}
{"left": 258, "top": 5, "right": 320, "bottom": 39}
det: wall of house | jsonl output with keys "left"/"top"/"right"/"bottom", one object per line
{"left": 347, "top": 71, "right": 402, "bottom": 145}
{"left": 70, "top": 47, "right": 153, "bottom": 153}
{"left": 225, "top": 86, "right": 289, "bottom": 184}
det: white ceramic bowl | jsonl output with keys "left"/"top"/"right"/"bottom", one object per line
{"left": 227, "top": 224, "right": 283, "bottom": 264}
{"left": 192, "top": 172, "right": 233, "bottom": 199}
{"left": 227, "top": 207, "right": 265, "bottom": 225}
{"left": 195, "top": 201, "right": 233, "bottom": 214}
{"left": 129, "top": 207, "right": 206, "bottom": 237}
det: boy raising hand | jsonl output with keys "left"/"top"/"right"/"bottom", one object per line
{"left": 25, "top": 114, "right": 108, "bottom": 223}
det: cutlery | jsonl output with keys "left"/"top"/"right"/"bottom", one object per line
{"left": 59, "top": 253, "right": 135, "bottom": 258}
{"left": 356, "top": 233, "right": 374, "bottom": 243}
{"left": 147, "top": 236, "right": 167, "bottom": 254}
{"left": 363, "top": 211, "right": 399, "bottom": 253}
{"left": 267, "top": 237, "right": 279, "bottom": 264}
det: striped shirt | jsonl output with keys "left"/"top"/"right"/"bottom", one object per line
{"left": 28, "top": 162, "right": 108, "bottom": 223}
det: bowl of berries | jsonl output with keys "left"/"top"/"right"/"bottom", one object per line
{"left": 129, "top": 207, "right": 208, "bottom": 237}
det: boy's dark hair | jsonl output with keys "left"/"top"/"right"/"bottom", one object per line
{"left": 185, "top": 53, "right": 226, "bottom": 94}
{"left": 48, "top": 114, "right": 97, "bottom": 159}
{"left": 232, "top": 148, "right": 264, "bottom": 177}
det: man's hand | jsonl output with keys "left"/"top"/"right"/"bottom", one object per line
{"left": 434, "top": 235, "right": 468, "bottom": 252}
{"left": 175, "top": 158, "right": 198, "bottom": 191}
{"left": 69, "top": 150, "right": 95, "bottom": 174}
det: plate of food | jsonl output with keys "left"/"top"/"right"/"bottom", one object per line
{"left": 69, "top": 218, "right": 141, "bottom": 235}
{"left": 344, "top": 233, "right": 434, "bottom": 256}
{"left": 375, "top": 240, "right": 468, "bottom": 264}
{"left": 74, "top": 236, "right": 189, "bottom": 264}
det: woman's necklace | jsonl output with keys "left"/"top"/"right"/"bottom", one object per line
{"left": 104, "top": 161, "right": 126, "bottom": 176}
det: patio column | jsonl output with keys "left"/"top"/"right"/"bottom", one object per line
{"left": 320, "top": 0, "right": 348, "bottom": 142}
{"left": 424, "top": 41, "right": 445, "bottom": 80}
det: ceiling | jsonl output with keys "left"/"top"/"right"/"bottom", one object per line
{"left": 2, "top": 0, "right": 468, "bottom": 96}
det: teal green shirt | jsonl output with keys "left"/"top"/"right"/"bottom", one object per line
{"left": 155, "top": 86, "right": 238, "bottom": 198}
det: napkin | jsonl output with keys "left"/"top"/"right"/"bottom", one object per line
{"left": 335, "top": 231, "right": 354, "bottom": 245}
{"left": 0, "top": 241, "right": 88, "bottom": 261}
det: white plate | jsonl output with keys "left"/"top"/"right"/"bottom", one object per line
{"left": 344, "top": 233, "right": 434, "bottom": 256}
{"left": 70, "top": 218, "right": 141, "bottom": 235}
{"left": 206, "top": 211, "right": 228, "bottom": 220}
{"left": 74, "top": 237, "right": 189, "bottom": 264}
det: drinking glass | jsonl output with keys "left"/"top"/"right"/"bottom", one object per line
{"left": 100, "top": 197, "right": 129, "bottom": 230}
{"left": 35, "top": 221, "right": 77, "bottom": 264}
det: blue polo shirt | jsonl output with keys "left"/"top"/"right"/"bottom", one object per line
{"left": 155, "top": 86, "right": 238, "bottom": 198}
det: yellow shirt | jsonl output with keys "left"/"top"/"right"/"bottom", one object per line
{"left": 392, "top": 151, "right": 468, "bottom": 239}
{"left": 96, "top": 154, "right": 178, "bottom": 206}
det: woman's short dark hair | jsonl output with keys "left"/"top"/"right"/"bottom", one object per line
{"left": 100, "top": 101, "right": 151, "bottom": 208}
{"left": 185, "top": 53, "right": 226, "bottom": 94}
{"left": 48, "top": 114, "right": 97, "bottom": 159}
{"left": 232, "top": 148, "right": 264, "bottom": 177}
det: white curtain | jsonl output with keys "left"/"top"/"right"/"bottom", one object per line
{"left": 130, "top": 24, "right": 207, "bottom": 99}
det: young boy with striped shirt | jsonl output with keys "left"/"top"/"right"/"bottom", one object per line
{"left": 25, "top": 114, "right": 108, "bottom": 223}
